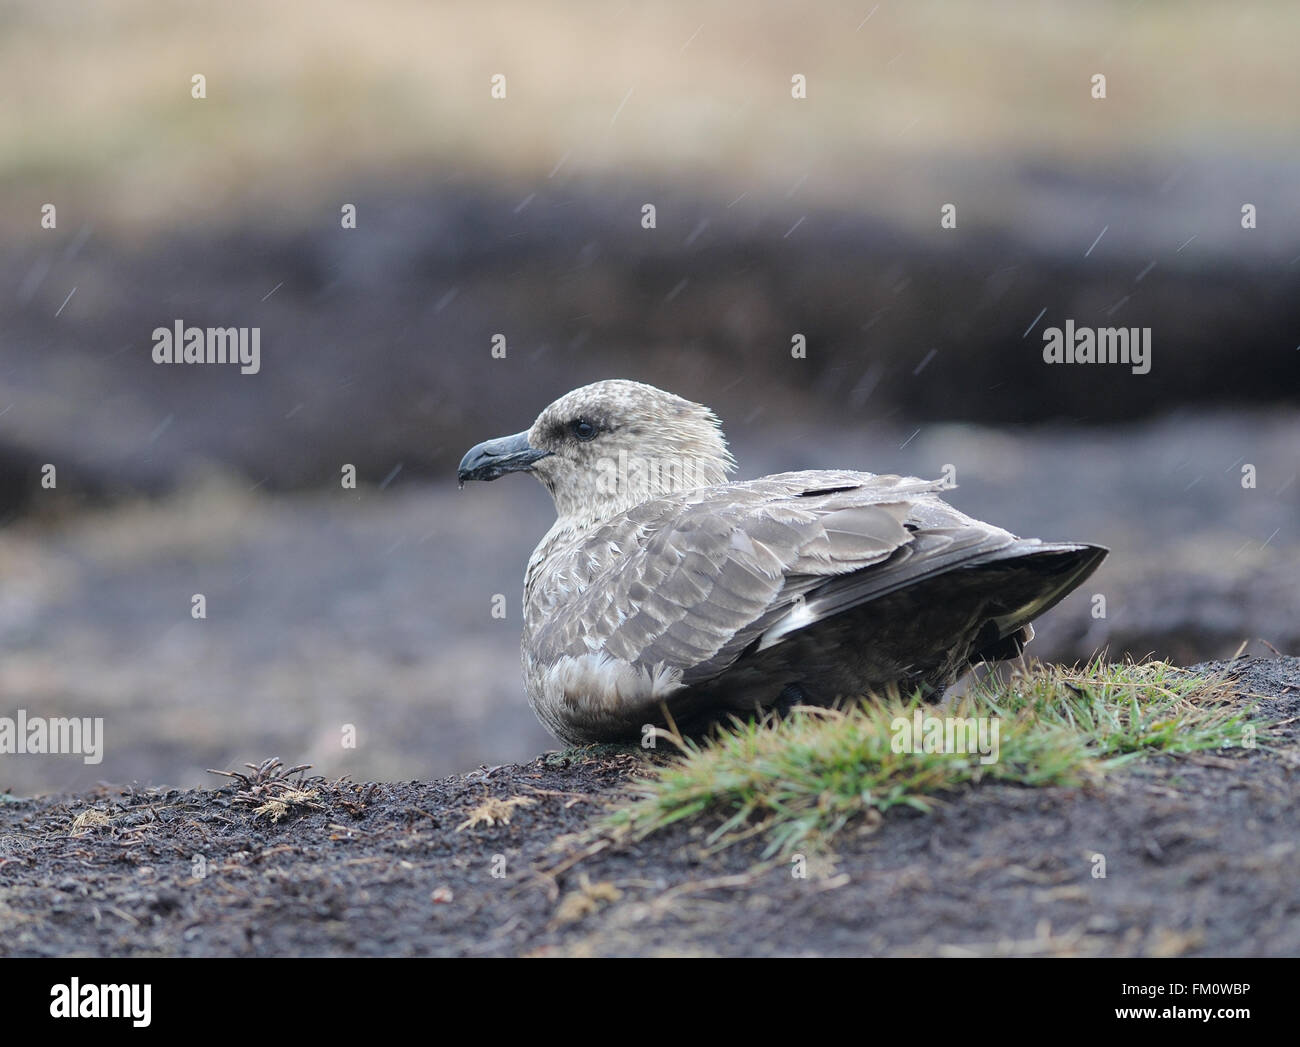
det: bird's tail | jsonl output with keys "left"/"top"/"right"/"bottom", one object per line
{"left": 959, "top": 541, "right": 1108, "bottom": 663}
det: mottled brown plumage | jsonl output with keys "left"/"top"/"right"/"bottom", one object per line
{"left": 459, "top": 380, "right": 1106, "bottom": 744}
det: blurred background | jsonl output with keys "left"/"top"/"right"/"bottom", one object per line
{"left": 1, "top": 0, "right": 1296, "bottom": 794}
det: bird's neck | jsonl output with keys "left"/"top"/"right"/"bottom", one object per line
{"left": 549, "top": 449, "right": 730, "bottom": 528}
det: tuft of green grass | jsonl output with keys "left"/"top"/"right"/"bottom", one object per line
{"left": 602, "top": 658, "right": 1264, "bottom": 859}
{"left": 977, "top": 657, "right": 1258, "bottom": 763}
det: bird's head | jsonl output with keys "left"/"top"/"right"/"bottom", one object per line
{"left": 457, "top": 379, "right": 736, "bottom": 527}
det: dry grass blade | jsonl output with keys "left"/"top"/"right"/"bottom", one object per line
{"left": 209, "top": 758, "right": 328, "bottom": 822}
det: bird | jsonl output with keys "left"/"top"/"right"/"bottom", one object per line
{"left": 458, "top": 379, "right": 1106, "bottom": 745}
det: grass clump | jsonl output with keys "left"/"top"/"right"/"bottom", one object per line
{"left": 604, "top": 658, "right": 1262, "bottom": 858}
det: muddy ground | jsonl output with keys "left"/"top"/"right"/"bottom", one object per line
{"left": 2, "top": 656, "right": 1296, "bottom": 958}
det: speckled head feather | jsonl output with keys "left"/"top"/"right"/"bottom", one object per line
{"left": 459, "top": 380, "right": 1107, "bottom": 746}
{"left": 524, "top": 380, "right": 736, "bottom": 528}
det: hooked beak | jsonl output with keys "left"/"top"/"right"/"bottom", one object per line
{"left": 457, "top": 431, "right": 552, "bottom": 485}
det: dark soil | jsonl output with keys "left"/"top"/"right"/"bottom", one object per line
{"left": 2, "top": 656, "right": 1296, "bottom": 957}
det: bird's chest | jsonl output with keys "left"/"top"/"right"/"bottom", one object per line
{"left": 522, "top": 534, "right": 629, "bottom": 644}
{"left": 524, "top": 563, "right": 586, "bottom": 630}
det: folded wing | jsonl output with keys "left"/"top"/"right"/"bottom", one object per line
{"left": 526, "top": 471, "right": 1024, "bottom": 688}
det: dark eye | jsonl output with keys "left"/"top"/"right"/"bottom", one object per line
{"left": 570, "top": 418, "right": 597, "bottom": 441}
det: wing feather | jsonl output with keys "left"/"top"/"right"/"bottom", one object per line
{"left": 527, "top": 471, "right": 964, "bottom": 688}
